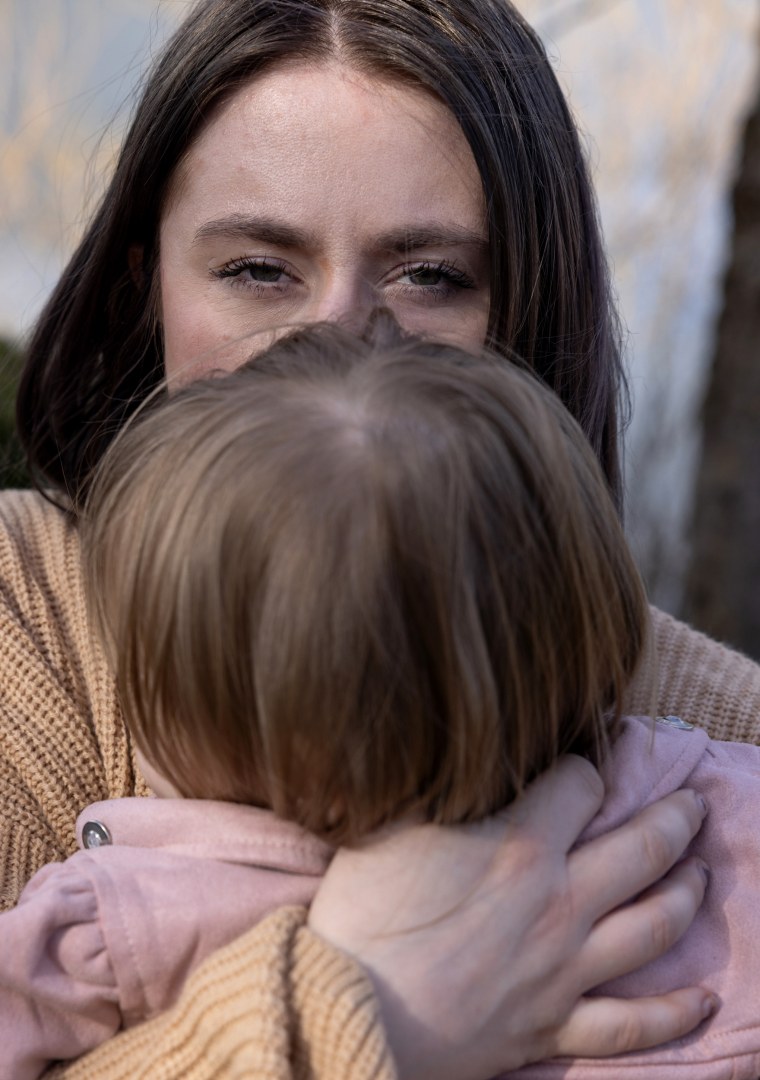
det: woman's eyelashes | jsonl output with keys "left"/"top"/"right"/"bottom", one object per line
{"left": 210, "top": 255, "right": 477, "bottom": 304}
{"left": 388, "top": 260, "right": 476, "bottom": 303}
{"left": 211, "top": 257, "right": 297, "bottom": 296}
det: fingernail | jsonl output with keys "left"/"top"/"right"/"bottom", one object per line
{"left": 701, "top": 993, "right": 719, "bottom": 1020}
{"left": 697, "top": 859, "right": 710, "bottom": 885}
{"left": 696, "top": 794, "right": 708, "bottom": 817}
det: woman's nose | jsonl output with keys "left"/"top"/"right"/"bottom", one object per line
{"left": 309, "top": 273, "right": 376, "bottom": 331}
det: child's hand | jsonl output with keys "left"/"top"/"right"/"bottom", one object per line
{"left": 308, "top": 755, "right": 712, "bottom": 1080}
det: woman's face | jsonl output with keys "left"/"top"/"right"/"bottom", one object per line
{"left": 159, "top": 62, "right": 490, "bottom": 383}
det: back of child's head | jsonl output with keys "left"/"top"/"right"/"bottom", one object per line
{"left": 82, "top": 315, "right": 648, "bottom": 844}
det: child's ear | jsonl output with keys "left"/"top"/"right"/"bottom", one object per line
{"left": 325, "top": 798, "right": 345, "bottom": 828}
{"left": 128, "top": 244, "right": 145, "bottom": 288}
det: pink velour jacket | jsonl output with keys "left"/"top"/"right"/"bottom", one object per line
{"left": 0, "top": 798, "right": 330, "bottom": 1078}
{"left": 510, "top": 715, "right": 760, "bottom": 1080}
{"left": 3, "top": 716, "right": 760, "bottom": 1079}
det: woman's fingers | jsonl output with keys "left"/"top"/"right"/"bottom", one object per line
{"left": 568, "top": 788, "right": 707, "bottom": 920}
{"left": 575, "top": 855, "right": 708, "bottom": 989}
{"left": 310, "top": 764, "right": 712, "bottom": 1079}
{"left": 503, "top": 755, "right": 605, "bottom": 854}
{"left": 553, "top": 987, "right": 718, "bottom": 1060}
{"left": 308, "top": 757, "right": 605, "bottom": 942}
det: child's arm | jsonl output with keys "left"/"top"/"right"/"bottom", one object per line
{"left": 0, "top": 859, "right": 122, "bottom": 1079}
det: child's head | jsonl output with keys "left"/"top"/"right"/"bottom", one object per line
{"left": 82, "top": 317, "right": 648, "bottom": 844}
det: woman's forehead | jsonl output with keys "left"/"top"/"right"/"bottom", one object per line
{"left": 163, "top": 61, "right": 487, "bottom": 247}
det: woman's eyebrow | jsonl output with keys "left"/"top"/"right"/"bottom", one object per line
{"left": 192, "top": 214, "right": 316, "bottom": 249}
{"left": 374, "top": 226, "right": 489, "bottom": 254}
{"left": 193, "top": 216, "right": 488, "bottom": 256}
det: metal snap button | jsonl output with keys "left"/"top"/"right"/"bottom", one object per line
{"left": 656, "top": 715, "right": 694, "bottom": 731}
{"left": 82, "top": 820, "right": 113, "bottom": 849}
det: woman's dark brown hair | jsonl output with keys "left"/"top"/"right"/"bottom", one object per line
{"left": 18, "top": 0, "right": 626, "bottom": 507}
{"left": 83, "top": 319, "right": 647, "bottom": 845}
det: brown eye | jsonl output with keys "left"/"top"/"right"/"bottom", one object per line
{"left": 394, "top": 260, "right": 474, "bottom": 292}
{"left": 212, "top": 257, "right": 298, "bottom": 292}
{"left": 246, "top": 261, "right": 285, "bottom": 283}
{"left": 408, "top": 266, "right": 447, "bottom": 287}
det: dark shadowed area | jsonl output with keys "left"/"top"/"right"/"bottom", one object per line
{"left": 684, "top": 78, "right": 760, "bottom": 659}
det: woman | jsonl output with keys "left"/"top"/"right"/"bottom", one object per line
{"left": 3, "top": 0, "right": 750, "bottom": 1073}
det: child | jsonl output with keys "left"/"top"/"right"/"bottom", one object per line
{"left": 2, "top": 317, "right": 760, "bottom": 1077}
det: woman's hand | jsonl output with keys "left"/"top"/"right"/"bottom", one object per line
{"left": 308, "top": 755, "right": 712, "bottom": 1080}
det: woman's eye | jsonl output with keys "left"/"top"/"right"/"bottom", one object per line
{"left": 246, "top": 261, "right": 286, "bottom": 283}
{"left": 395, "top": 261, "right": 475, "bottom": 293}
{"left": 211, "top": 258, "right": 294, "bottom": 290}
{"left": 405, "top": 266, "right": 447, "bottom": 287}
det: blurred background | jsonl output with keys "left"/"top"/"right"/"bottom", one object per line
{"left": 1, "top": 1, "right": 759, "bottom": 652}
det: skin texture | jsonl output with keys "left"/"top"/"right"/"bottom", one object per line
{"left": 134, "top": 748, "right": 178, "bottom": 799}
{"left": 159, "top": 63, "right": 491, "bottom": 382}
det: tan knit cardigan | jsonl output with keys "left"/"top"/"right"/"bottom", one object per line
{"left": 2, "top": 489, "right": 760, "bottom": 1078}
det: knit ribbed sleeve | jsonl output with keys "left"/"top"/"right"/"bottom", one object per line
{"left": 0, "top": 490, "right": 146, "bottom": 910}
{"left": 48, "top": 906, "right": 397, "bottom": 1080}
{"left": 627, "top": 606, "right": 760, "bottom": 743}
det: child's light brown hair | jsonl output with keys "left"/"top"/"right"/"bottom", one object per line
{"left": 82, "top": 316, "right": 648, "bottom": 844}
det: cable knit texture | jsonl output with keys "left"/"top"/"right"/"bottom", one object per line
{"left": 3, "top": 488, "right": 760, "bottom": 1077}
